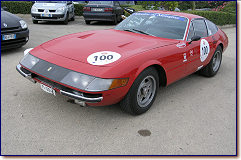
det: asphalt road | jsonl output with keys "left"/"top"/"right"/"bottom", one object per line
{"left": 1, "top": 15, "right": 236, "bottom": 155}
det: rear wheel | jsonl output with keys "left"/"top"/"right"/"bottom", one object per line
{"left": 32, "top": 20, "right": 38, "bottom": 24}
{"left": 85, "top": 20, "right": 91, "bottom": 24}
{"left": 120, "top": 67, "right": 159, "bottom": 115}
{"left": 199, "top": 45, "right": 222, "bottom": 77}
{"left": 113, "top": 15, "right": 118, "bottom": 25}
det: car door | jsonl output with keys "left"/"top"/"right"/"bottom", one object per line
{"left": 185, "top": 19, "right": 212, "bottom": 75}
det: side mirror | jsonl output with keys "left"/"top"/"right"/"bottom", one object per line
{"left": 3, "top": 6, "right": 8, "bottom": 11}
{"left": 124, "top": 7, "right": 135, "bottom": 14}
{"left": 188, "top": 35, "right": 201, "bottom": 44}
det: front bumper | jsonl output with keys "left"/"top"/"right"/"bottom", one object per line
{"left": 16, "top": 64, "right": 103, "bottom": 103}
{"left": 1, "top": 29, "right": 29, "bottom": 50}
{"left": 31, "top": 12, "right": 66, "bottom": 21}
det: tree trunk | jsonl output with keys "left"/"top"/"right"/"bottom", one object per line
{"left": 192, "top": 1, "right": 196, "bottom": 10}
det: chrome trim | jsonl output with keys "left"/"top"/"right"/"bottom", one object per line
{"left": 60, "top": 90, "right": 103, "bottom": 103}
{"left": 16, "top": 64, "right": 36, "bottom": 83}
{"left": 182, "top": 18, "right": 190, "bottom": 41}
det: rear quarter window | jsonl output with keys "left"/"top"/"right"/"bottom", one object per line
{"left": 192, "top": 19, "right": 208, "bottom": 38}
{"left": 206, "top": 20, "right": 218, "bottom": 36}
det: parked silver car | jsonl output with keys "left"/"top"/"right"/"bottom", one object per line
{"left": 31, "top": 1, "right": 75, "bottom": 24}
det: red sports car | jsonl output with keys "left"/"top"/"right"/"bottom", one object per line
{"left": 16, "top": 11, "right": 228, "bottom": 115}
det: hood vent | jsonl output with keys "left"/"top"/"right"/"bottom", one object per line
{"left": 78, "top": 33, "right": 94, "bottom": 39}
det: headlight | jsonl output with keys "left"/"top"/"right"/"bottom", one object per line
{"left": 61, "top": 72, "right": 95, "bottom": 90}
{"left": 60, "top": 71, "right": 128, "bottom": 92}
{"left": 56, "top": 6, "right": 65, "bottom": 13}
{"left": 86, "top": 78, "right": 128, "bottom": 91}
{"left": 19, "top": 20, "right": 27, "bottom": 29}
{"left": 20, "top": 53, "right": 39, "bottom": 69}
{"left": 31, "top": 6, "right": 38, "bottom": 12}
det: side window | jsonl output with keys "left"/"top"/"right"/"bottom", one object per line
{"left": 187, "top": 22, "right": 194, "bottom": 41}
{"left": 192, "top": 19, "right": 208, "bottom": 38}
{"left": 206, "top": 20, "right": 218, "bottom": 36}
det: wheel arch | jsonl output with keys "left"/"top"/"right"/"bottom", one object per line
{"left": 217, "top": 42, "right": 224, "bottom": 52}
{"left": 134, "top": 60, "right": 167, "bottom": 87}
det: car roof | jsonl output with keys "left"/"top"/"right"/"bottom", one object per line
{"left": 139, "top": 10, "right": 203, "bottom": 20}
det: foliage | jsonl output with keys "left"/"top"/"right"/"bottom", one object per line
{"left": 1, "top": 1, "right": 33, "bottom": 14}
{"left": 73, "top": 4, "right": 85, "bottom": 16}
{"left": 185, "top": 10, "right": 236, "bottom": 25}
{"left": 178, "top": 1, "right": 192, "bottom": 10}
{"left": 1, "top": 1, "right": 86, "bottom": 16}
{"left": 220, "top": 1, "right": 236, "bottom": 14}
{"left": 138, "top": 1, "right": 178, "bottom": 11}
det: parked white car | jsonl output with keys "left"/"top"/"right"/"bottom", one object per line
{"left": 31, "top": 1, "right": 75, "bottom": 24}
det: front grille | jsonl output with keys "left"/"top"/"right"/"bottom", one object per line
{"left": 1, "top": 38, "right": 26, "bottom": 46}
{"left": 49, "top": 10, "right": 56, "bottom": 12}
{"left": 38, "top": 9, "right": 44, "bottom": 12}
{"left": 1, "top": 26, "right": 22, "bottom": 34}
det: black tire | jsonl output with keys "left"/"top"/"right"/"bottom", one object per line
{"left": 120, "top": 67, "right": 159, "bottom": 115}
{"left": 113, "top": 15, "right": 118, "bottom": 25}
{"left": 85, "top": 20, "right": 91, "bottom": 24}
{"left": 32, "top": 20, "right": 38, "bottom": 24}
{"left": 199, "top": 45, "right": 222, "bottom": 77}
{"left": 64, "top": 12, "right": 69, "bottom": 25}
{"left": 70, "top": 15, "right": 75, "bottom": 21}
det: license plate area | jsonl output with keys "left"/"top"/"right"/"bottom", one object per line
{"left": 40, "top": 83, "right": 56, "bottom": 96}
{"left": 91, "top": 8, "right": 104, "bottom": 12}
{"left": 2, "top": 34, "right": 16, "bottom": 40}
{"left": 41, "top": 14, "right": 52, "bottom": 17}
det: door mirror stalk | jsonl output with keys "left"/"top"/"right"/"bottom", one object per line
{"left": 188, "top": 35, "right": 201, "bottom": 44}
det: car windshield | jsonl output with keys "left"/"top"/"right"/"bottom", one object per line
{"left": 88, "top": 1, "right": 113, "bottom": 5}
{"left": 36, "top": 1, "right": 66, "bottom": 3}
{"left": 115, "top": 12, "right": 188, "bottom": 40}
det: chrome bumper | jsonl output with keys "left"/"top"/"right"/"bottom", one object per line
{"left": 16, "top": 64, "right": 36, "bottom": 83}
{"left": 16, "top": 64, "right": 103, "bottom": 103}
{"left": 60, "top": 90, "right": 103, "bottom": 103}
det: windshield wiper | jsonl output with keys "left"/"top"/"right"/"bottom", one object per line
{"left": 123, "top": 29, "right": 135, "bottom": 33}
{"left": 132, "top": 29, "right": 151, "bottom": 36}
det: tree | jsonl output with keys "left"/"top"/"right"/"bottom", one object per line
{"left": 139, "top": 1, "right": 178, "bottom": 11}
{"left": 191, "top": 1, "right": 195, "bottom": 10}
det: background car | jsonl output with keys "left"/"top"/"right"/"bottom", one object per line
{"left": 16, "top": 11, "right": 228, "bottom": 115}
{"left": 73, "top": 1, "right": 88, "bottom": 5}
{"left": 31, "top": 1, "right": 75, "bottom": 25}
{"left": 83, "top": 1, "right": 124, "bottom": 24}
{"left": 1, "top": 7, "right": 29, "bottom": 50}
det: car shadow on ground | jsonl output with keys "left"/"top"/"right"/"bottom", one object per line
{"left": 88, "top": 21, "right": 119, "bottom": 26}
{"left": 1, "top": 47, "right": 25, "bottom": 56}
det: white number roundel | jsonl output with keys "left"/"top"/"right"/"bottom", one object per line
{"left": 87, "top": 51, "right": 121, "bottom": 65}
{"left": 200, "top": 39, "right": 210, "bottom": 62}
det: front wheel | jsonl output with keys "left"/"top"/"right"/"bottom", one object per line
{"left": 64, "top": 12, "right": 69, "bottom": 25}
{"left": 199, "top": 45, "right": 222, "bottom": 77}
{"left": 32, "top": 20, "right": 38, "bottom": 24}
{"left": 120, "top": 67, "right": 159, "bottom": 115}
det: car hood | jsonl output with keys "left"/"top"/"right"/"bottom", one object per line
{"left": 40, "top": 29, "right": 179, "bottom": 67}
{"left": 1, "top": 10, "right": 21, "bottom": 29}
{"left": 33, "top": 2, "right": 66, "bottom": 9}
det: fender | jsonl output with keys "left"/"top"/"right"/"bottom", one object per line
{"left": 134, "top": 60, "right": 165, "bottom": 79}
